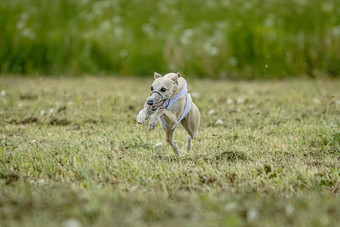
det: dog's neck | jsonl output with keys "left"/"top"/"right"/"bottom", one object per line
{"left": 162, "top": 78, "right": 188, "bottom": 110}
{"left": 159, "top": 77, "right": 191, "bottom": 130}
{"left": 171, "top": 77, "right": 186, "bottom": 99}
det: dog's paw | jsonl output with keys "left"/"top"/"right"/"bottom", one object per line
{"left": 136, "top": 110, "right": 147, "bottom": 124}
{"left": 148, "top": 118, "right": 158, "bottom": 131}
{"left": 136, "top": 115, "right": 145, "bottom": 124}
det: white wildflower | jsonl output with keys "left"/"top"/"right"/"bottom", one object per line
{"left": 114, "top": 27, "right": 123, "bottom": 38}
{"left": 155, "top": 142, "right": 163, "bottom": 147}
{"left": 247, "top": 208, "right": 258, "bottom": 221}
{"left": 98, "top": 20, "right": 111, "bottom": 34}
{"left": 295, "top": 0, "right": 307, "bottom": 6}
{"left": 31, "top": 139, "right": 37, "bottom": 143}
{"left": 264, "top": 15, "right": 274, "bottom": 27}
{"left": 62, "top": 218, "right": 82, "bottom": 227}
{"left": 203, "top": 42, "right": 219, "bottom": 56}
{"left": 22, "top": 28, "right": 35, "bottom": 39}
{"left": 236, "top": 98, "right": 245, "bottom": 104}
{"left": 17, "top": 20, "right": 25, "bottom": 30}
{"left": 243, "top": 1, "right": 253, "bottom": 10}
{"left": 224, "top": 202, "right": 237, "bottom": 211}
{"left": 332, "top": 26, "right": 340, "bottom": 37}
{"left": 229, "top": 57, "right": 238, "bottom": 66}
{"left": 208, "top": 109, "right": 215, "bottom": 115}
{"left": 142, "top": 23, "right": 154, "bottom": 35}
{"left": 216, "top": 119, "right": 223, "bottom": 125}
{"left": 216, "top": 21, "right": 229, "bottom": 30}
{"left": 191, "top": 92, "right": 200, "bottom": 99}
{"left": 221, "top": 0, "right": 231, "bottom": 7}
{"left": 0, "top": 90, "right": 6, "bottom": 96}
{"left": 119, "top": 49, "right": 128, "bottom": 58}
{"left": 49, "top": 108, "right": 54, "bottom": 113}
{"left": 227, "top": 98, "right": 233, "bottom": 104}
{"left": 40, "top": 110, "right": 45, "bottom": 116}
{"left": 313, "top": 98, "right": 320, "bottom": 104}
{"left": 321, "top": 2, "right": 333, "bottom": 12}
{"left": 285, "top": 204, "right": 294, "bottom": 215}
{"left": 180, "top": 29, "right": 194, "bottom": 45}
{"left": 18, "top": 103, "right": 23, "bottom": 107}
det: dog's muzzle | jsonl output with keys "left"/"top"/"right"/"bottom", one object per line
{"left": 147, "top": 91, "right": 167, "bottom": 111}
{"left": 147, "top": 99, "right": 154, "bottom": 106}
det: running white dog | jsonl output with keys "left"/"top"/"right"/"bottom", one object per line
{"left": 136, "top": 72, "right": 200, "bottom": 157}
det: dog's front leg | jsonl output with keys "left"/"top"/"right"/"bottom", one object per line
{"left": 149, "top": 108, "right": 177, "bottom": 131}
{"left": 148, "top": 108, "right": 163, "bottom": 131}
{"left": 137, "top": 103, "right": 153, "bottom": 124}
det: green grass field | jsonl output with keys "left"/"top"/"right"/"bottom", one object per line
{"left": 0, "top": 76, "right": 339, "bottom": 226}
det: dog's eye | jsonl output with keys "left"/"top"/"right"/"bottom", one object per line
{"left": 160, "top": 87, "right": 166, "bottom": 92}
{"left": 151, "top": 86, "right": 154, "bottom": 91}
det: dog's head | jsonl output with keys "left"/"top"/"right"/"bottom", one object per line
{"left": 147, "top": 72, "right": 181, "bottom": 110}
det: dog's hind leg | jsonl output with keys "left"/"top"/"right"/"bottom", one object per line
{"left": 185, "top": 135, "right": 192, "bottom": 151}
{"left": 181, "top": 103, "right": 200, "bottom": 136}
{"left": 181, "top": 102, "right": 200, "bottom": 152}
{"left": 164, "top": 129, "right": 180, "bottom": 158}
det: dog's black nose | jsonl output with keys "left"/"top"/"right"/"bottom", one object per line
{"left": 147, "top": 99, "right": 154, "bottom": 106}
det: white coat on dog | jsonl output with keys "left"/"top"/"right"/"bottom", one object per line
{"left": 136, "top": 72, "right": 200, "bottom": 157}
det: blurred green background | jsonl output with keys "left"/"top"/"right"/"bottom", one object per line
{"left": 1, "top": 0, "right": 340, "bottom": 79}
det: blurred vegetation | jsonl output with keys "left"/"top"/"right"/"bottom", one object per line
{"left": 1, "top": 0, "right": 340, "bottom": 79}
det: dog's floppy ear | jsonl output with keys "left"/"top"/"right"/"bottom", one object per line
{"left": 177, "top": 72, "right": 182, "bottom": 78}
{"left": 154, "top": 72, "right": 162, "bottom": 79}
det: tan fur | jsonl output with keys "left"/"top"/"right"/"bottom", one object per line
{"left": 136, "top": 72, "right": 200, "bottom": 157}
